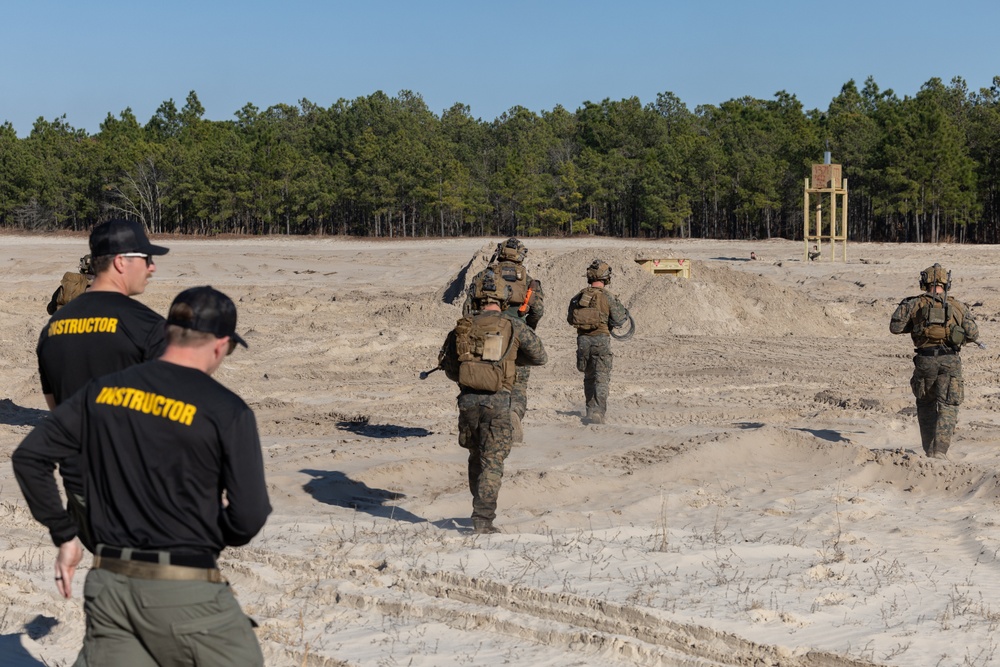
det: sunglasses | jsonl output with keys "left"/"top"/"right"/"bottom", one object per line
{"left": 226, "top": 338, "right": 238, "bottom": 356}
{"left": 120, "top": 252, "right": 154, "bottom": 267}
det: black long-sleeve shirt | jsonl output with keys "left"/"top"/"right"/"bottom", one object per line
{"left": 13, "top": 359, "right": 271, "bottom": 555}
{"left": 38, "top": 291, "right": 167, "bottom": 404}
{"left": 37, "top": 290, "right": 167, "bottom": 496}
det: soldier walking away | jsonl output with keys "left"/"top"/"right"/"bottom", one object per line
{"left": 463, "top": 238, "right": 544, "bottom": 443}
{"left": 36, "top": 218, "right": 170, "bottom": 551}
{"left": 890, "top": 263, "right": 981, "bottom": 460}
{"left": 441, "top": 269, "right": 547, "bottom": 534}
{"left": 46, "top": 254, "right": 95, "bottom": 315}
{"left": 13, "top": 286, "right": 271, "bottom": 666}
{"left": 568, "top": 260, "right": 629, "bottom": 424}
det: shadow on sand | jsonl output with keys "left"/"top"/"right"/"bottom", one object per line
{"left": 0, "top": 400, "right": 48, "bottom": 428}
{"left": 0, "top": 614, "right": 62, "bottom": 666}
{"left": 335, "top": 419, "right": 431, "bottom": 439}
{"left": 793, "top": 427, "right": 851, "bottom": 443}
{"left": 301, "top": 469, "right": 425, "bottom": 523}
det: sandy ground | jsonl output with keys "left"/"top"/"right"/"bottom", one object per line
{"left": 2, "top": 234, "right": 1000, "bottom": 666}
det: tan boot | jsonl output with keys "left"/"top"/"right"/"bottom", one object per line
{"left": 473, "top": 519, "right": 500, "bottom": 534}
{"left": 511, "top": 413, "right": 523, "bottom": 444}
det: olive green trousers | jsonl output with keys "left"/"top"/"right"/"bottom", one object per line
{"left": 73, "top": 568, "right": 262, "bottom": 667}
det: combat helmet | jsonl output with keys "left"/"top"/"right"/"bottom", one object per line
{"left": 496, "top": 238, "right": 528, "bottom": 264}
{"left": 586, "top": 259, "right": 612, "bottom": 285}
{"left": 471, "top": 268, "right": 512, "bottom": 308}
{"left": 919, "top": 263, "right": 951, "bottom": 291}
{"left": 79, "top": 254, "right": 94, "bottom": 276}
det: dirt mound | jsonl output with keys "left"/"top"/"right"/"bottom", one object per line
{"left": 443, "top": 245, "right": 862, "bottom": 337}
{"left": 434, "top": 242, "right": 495, "bottom": 305}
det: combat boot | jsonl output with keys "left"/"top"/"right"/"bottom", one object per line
{"left": 473, "top": 518, "right": 500, "bottom": 534}
{"left": 510, "top": 413, "right": 523, "bottom": 444}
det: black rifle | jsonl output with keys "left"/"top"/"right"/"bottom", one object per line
{"left": 419, "top": 366, "right": 442, "bottom": 380}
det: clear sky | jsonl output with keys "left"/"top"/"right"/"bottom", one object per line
{"left": 3, "top": 0, "right": 998, "bottom": 137}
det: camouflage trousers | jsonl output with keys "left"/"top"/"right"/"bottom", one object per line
{"left": 576, "top": 334, "right": 613, "bottom": 420}
{"left": 457, "top": 391, "right": 514, "bottom": 522}
{"left": 510, "top": 366, "right": 531, "bottom": 420}
{"left": 910, "top": 353, "right": 964, "bottom": 457}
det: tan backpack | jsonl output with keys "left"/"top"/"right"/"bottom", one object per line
{"left": 568, "top": 287, "right": 608, "bottom": 332}
{"left": 495, "top": 261, "right": 529, "bottom": 305}
{"left": 454, "top": 314, "right": 515, "bottom": 392}
{"left": 913, "top": 294, "right": 969, "bottom": 347}
{"left": 47, "top": 272, "right": 91, "bottom": 314}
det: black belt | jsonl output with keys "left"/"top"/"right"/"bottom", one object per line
{"left": 915, "top": 346, "right": 956, "bottom": 357}
{"left": 96, "top": 545, "right": 217, "bottom": 569}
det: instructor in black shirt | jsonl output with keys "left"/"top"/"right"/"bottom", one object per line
{"left": 14, "top": 286, "right": 271, "bottom": 667}
{"left": 37, "top": 218, "right": 169, "bottom": 551}
{"left": 38, "top": 217, "right": 169, "bottom": 409}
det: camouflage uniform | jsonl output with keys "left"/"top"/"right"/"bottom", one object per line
{"left": 568, "top": 271, "right": 628, "bottom": 424}
{"left": 440, "top": 309, "right": 547, "bottom": 532}
{"left": 890, "top": 264, "right": 979, "bottom": 459}
{"left": 462, "top": 240, "right": 544, "bottom": 430}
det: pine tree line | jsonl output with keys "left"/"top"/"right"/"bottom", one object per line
{"left": 2, "top": 75, "right": 998, "bottom": 242}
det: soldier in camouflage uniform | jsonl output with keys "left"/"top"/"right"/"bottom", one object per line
{"left": 890, "top": 263, "right": 980, "bottom": 460}
{"left": 567, "top": 260, "right": 628, "bottom": 424}
{"left": 462, "top": 238, "right": 544, "bottom": 442}
{"left": 442, "top": 269, "right": 547, "bottom": 533}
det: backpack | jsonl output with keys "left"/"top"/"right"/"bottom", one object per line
{"left": 47, "top": 272, "right": 90, "bottom": 315}
{"left": 568, "top": 287, "right": 608, "bottom": 332}
{"left": 915, "top": 294, "right": 964, "bottom": 347}
{"left": 454, "top": 314, "right": 516, "bottom": 392}
{"left": 496, "top": 261, "right": 529, "bottom": 305}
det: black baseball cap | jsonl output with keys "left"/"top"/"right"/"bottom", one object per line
{"left": 89, "top": 218, "right": 170, "bottom": 257}
{"left": 166, "top": 286, "right": 248, "bottom": 348}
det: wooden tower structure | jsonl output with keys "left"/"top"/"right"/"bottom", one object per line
{"left": 803, "top": 153, "right": 848, "bottom": 262}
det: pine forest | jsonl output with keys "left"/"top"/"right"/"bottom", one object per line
{"left": 2, "top": 75, "right": 1000, "bottom": 243}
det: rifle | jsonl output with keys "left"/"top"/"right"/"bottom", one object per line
{"left": 419, "top": 366, "right": 441, "bottom": 380}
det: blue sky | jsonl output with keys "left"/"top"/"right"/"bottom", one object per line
{"left": 3, "top": 0, "right": 998, "bottom": 137}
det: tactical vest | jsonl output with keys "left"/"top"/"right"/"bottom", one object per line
{"left": 912, "top": 294, "right": 966, "bottom": 348}
{"left": 568, "top": 287, "right": 609, "bottom": 333}
{"left": 495, "top": 261, "right": 529, "bottom": 306}
{"left": 454, "top": 313, "right": 516, "bottom": 392}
